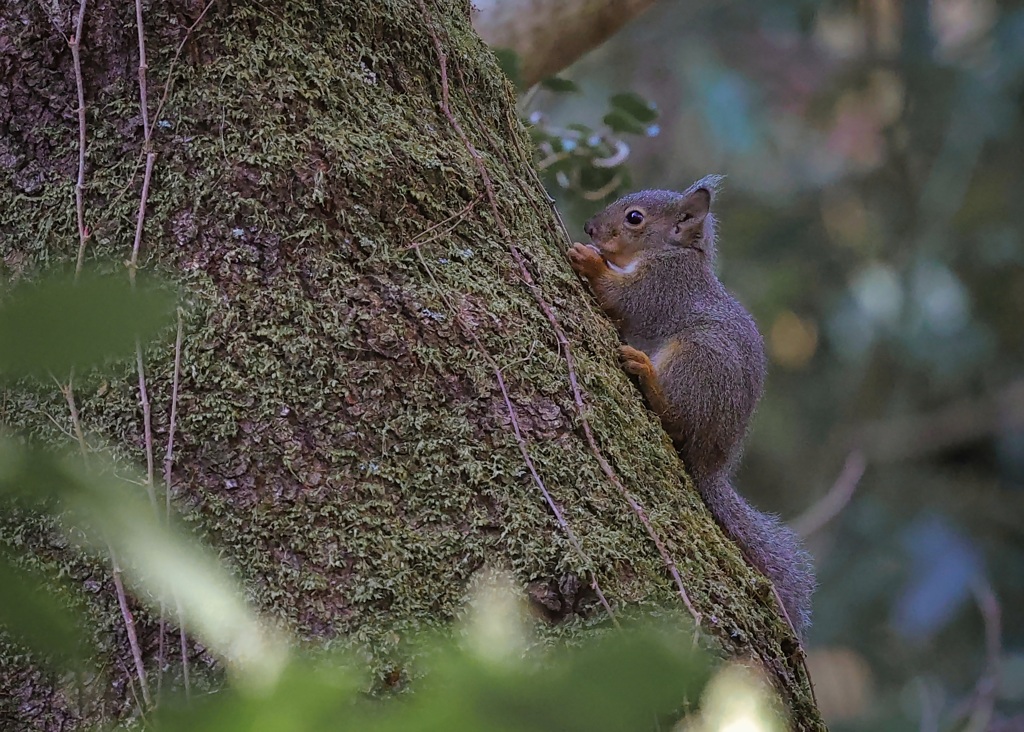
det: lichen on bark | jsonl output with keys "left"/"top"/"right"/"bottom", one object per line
{"left": 0, "top": 0, "right": 824, "bottom": 728}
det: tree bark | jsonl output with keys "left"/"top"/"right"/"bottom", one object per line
{"left": 0, "top": 0, "right": 824, "bottom": 729}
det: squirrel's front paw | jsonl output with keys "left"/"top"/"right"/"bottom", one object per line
{"left": 619, "top": 345, "right": 655, "bottom": 380}
{"left": 568, "top": 243, "right": 608, "bottom": 280}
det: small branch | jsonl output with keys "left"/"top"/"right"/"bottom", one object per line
{"left": 60, "top": 379, "right": 89, "bottom": 464}
{"left": 134, "top": 0, "right": 151, "bottom": 144}
{"left": 403, "top": 195, "right": 482, "bottom": 250}
{"left": 850, "top": 380, "right": 1024, "bottom": 463}
{"left": 471, "top": 0, "right": 658, "bottom": 89}
{"left": 134, "top": 340, "right": 158, "bottom": 513}
{"left": 62, "top": 381, "right": 154, "bottom": 710}
{"left": 417, "top": 0, "right": 700, "bottom": 626}
{"left": 113, "top": 0, "right": 160, "bottom": 704}
{"left": 150, "top": 0, "right": 217, "bottom": 131}
{"left": 413, "top": 245, "right": 618, "bottom": 624}
{"left": 792, "top": 450, "right": 866, "bottom": 537}
{"left": 178, "top": 599, "right": 191, "bottom": 702}
{"left": 110, "top": 548, "right": 152, "bottom": 709}
{"left": 157, "top": 310, "right": 184, "bottom": 695}
{"left": 127, "top": 7, "right": 159, "bottom": 517}
{"left": 949, "top": 582, "right": 1002, "bottom": 732}
{"left": 129, "top": 152, "right": 157, "bottom": 280}
{"left": 164, "top": 310, "right": 183, "bottom": 521}
{"left": 69, "top": 0, "right": 89, "bottom": 276}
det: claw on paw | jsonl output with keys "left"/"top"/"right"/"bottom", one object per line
{"left": 568, "top": 242, "right": 607, "bottom": 279}
{"left": 619, "top": 345, "right": 654, "bottom": 378}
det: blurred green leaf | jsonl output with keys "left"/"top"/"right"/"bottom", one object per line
{"left": 540, "top": 77, "right": 580, "bottom": 93}
{"left": 154, "top": 624, "right": 709, "bottom": 732}
{"left": 0, "top": 436, "right": 289, "bottom": 692}
{"left": 0, "top": 437, "right": 69, "bottom": 501}
{"left": 0, "top": 269, "right": 175, "bottom": 379}
{"left": 609, "top": 92, "right": 658, "bottom": 123}
{"left": 59, "top": 457, "right": 291, "bottom": 692}
{"left": 155, "top": 660, "right": 363, "bottom": 732}
{"left": 0, "top": 552, "right": 91, "bottom": 669}
{"left": 602, "top": 109, "right": 647, "bottom": 135}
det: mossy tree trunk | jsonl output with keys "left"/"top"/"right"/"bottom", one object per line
{"left": 0, "top": 0, "right": 824, "bottom": 729}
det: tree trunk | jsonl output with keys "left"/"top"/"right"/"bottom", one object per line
{"left": 0, "top": 0, "right": 824, "bottom": 729}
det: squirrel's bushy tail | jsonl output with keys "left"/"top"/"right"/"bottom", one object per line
{"left": 698, "top": 471, "right": 815, "bottom": 637}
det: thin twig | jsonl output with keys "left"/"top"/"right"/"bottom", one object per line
{"left": 792, "top": 450, "right": 866, "bottom": 537}
{"left": 129, "top": 152, "right": 157, "bottom": 281}
{"left": 61, "top": 382, "right": 152, "bottom": 708}
{"left": 157, "top": 311, "right": 185, "bottom": 696}
{"left": 413, "top": 245, "right": 617, "bottom": 624}
{"left": 110, "top": 549, "right": 152, "bottom": 708}
{"left": 178, "top": 599, "right": 191, "bottom": 702}
{"left": 61, "top": 381, "right": 89, "bottom": 464}
{"left": 949, "top": 582, "right": 1002, "bottom": 732}
{"left": 416, "top": 0, "right": 700, "bottom": 625}
{"left": 116, "top": 0, "right": 159, "bottom": 705}
{"left": 150, "top": 0, "right": 217, "bottom": 130}
{"left": 134, "top": 0, "right": 151, "bottom": 144}
{"left": 156, "top": 600, "right": 166, "bottom": 700}
{"left": 850, "top": 379, "right": 1024, "bottom": 463}
{"left": 164, "top": 310, "right": 183, "bottom": 522}
{"left": 403, "top": 194, "right": 482, "bottom": 250}
{"left": 69, "top": 0, "right": 89, "bottom": 276}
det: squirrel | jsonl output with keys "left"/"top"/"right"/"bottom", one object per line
{"left": 567, "top": 175, "right": 815, "bottom": 637}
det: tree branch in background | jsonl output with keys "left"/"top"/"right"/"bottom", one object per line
{"left": 950, "top": 582, "right": 1002, "bottom": 732}
{"left": 472, "top": 0, "right": 659, "bottom": 88}
{"left": 793, "top": 451, "right": 865, "bottom": 538}
{"left": 849, "top": 381, "right": 1024, "bottom": 463}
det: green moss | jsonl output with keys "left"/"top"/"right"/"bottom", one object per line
{"left": 0, "top": 0, "right": 822, "bottom": 728}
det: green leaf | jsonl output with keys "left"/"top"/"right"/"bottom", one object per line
{"left": 602, "top": 109, "right": 647, "bottom": 136}
{"left": 540, "top": 77, "right": 580, "bottom": 94}
{"left": 59, "top": 457, "right": 292, "bottom": 692}
{"left": 609, "top": 92, "right": 659, "bottom": 123}
{"left": 0, "top": 269, "right": 175, "bottom": 379}
{"left": 155, "top": 660, "right": 363, "bottom": 732}
{"left": 0, "top": 552, "right": 92, "bottom": 669}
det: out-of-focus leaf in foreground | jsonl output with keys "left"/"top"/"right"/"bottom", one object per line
{"left": 0, "top": 269, "right": 175, "bottom": 379}
{"left": 0, "top": 551, "right": 92, "bottom": 670}
{"left": 63, "top": 459, "right": 292, "bottom": 692}
{"left": 154, "top": 619, "right": 710, "bottom": 732}
{"left": 0, "top": 441, "right": 290, "bottom": 693}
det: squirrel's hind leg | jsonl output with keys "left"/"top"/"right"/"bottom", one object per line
{"left": 619, "top": 345, "right": 677, "bottom": 426}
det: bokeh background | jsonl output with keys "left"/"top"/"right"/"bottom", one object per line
{"left": 531, "top": 1, "right": 1024, "bottom": 728}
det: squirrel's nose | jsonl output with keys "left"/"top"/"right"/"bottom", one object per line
{"left": 584, "top": 221, "right": 595, "bottom": 238}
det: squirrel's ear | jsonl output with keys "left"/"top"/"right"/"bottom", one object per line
{"left": 669, "top": 186, "right": 712, "bottom": 247}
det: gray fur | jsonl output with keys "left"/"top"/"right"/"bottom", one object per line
{"left": 583, "top": 177, "right": 815, "bottom": 636}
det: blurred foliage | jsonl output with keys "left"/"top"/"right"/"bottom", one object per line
{"left": 0, "top": 270, "right": 784, "bottom": 729}
{"left": 536, "top": 0, "right": 1024, "bottom": 729}
{"left": 514, "top": 67, "right": 661, "bottom": 209}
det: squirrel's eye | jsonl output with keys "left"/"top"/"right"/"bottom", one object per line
{"left": 625, "top": 210, "right": 644, "bottom": 226}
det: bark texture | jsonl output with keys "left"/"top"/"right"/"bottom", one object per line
{"left": 0, "top": 0, "right": 824, "bottom": 729}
